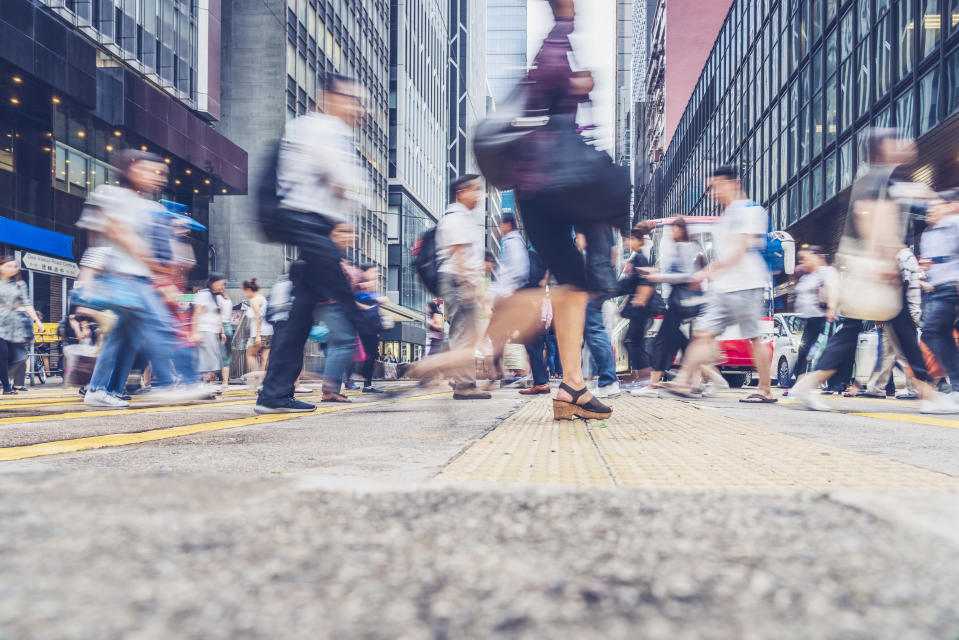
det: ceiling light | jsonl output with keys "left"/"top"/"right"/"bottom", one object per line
{"left": 105, "top": 144, "right": 114, "bottom": 152}
{"left": 203, "top": 178, "right": 210, "bottom": 185}
{"left": 193, "top": 188, "right": 199, "bottom": 194}
{"left": 221, "top": 188, "right": 227, "bottom": 194}
{"left": 10, "top": 97, "right": 19, "bottom": 105}
{"left": 77, "top": 130, "right": 85, "bottom": 138}
{"left": 140, "top": 145, "right": 148, "bottom": 151}
{"left": 114, "top": 130, "right": 122, "bottom": 137}
{"left": 185, "top": 168, "right": 192, "bottom": 174}
{"left": 13, "top": 76, "right": 22, "bottom": 84}
{"left": 52, "top": 96, "right": 60, "bottom": 104}
{"left": 164, "top": 157, "right": 171, "bottom": 164}
{"left": 174, "top": 179, "right": 181, "bottom": 185}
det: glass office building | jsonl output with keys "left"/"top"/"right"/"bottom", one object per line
{"left": 652, "top": 0, "right": 959, "bottom": 246}
{"left": 486, "top": 0, "right": 526, "bottom": 107}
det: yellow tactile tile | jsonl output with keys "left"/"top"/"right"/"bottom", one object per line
{"left": 438, "top": 396, "right": 959, "bottom": 491}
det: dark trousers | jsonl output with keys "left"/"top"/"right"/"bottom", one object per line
{"left": 792, "top": 316, "right": 827, "bottom": 381}
{"left": 818, "top": 304, "right": 929, "bottom": 382}
{"left": 260, "top": 229, "right": 357, "bottom": 402}
{"left": 359, "top": 332, "right": 379, "bottom": 387}
{"left": 626, "top": 311, "right": 650, "bottom": 371}
{"left": 652, "top": 309, "right": 687, "bottom": 372}
{"left": 921, "top": 285, "right": 959, "bottom": 392}
{"left": 524, "top": 331, "right": 550, "bottom": 386}
{"left": 0, "top": 337, "right": 14, "bottom": 391}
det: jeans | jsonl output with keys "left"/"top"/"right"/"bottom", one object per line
{"left": 626, "top": 311, "right": 650, "bottom": 371}
{"left": 546, "top": 331, "right": 562, "bottom": 376}
{"left": 584, "top": 296, "right": 617, "bottom": 387}
{"left": 359, "top": 331, "right": 380, "bottom": 387}
{"left": 791, "top": 316, "right": 827, "bottom": 382}
{"left": 259, "top": 231, "right": 358, "bottom": 401}
{"left": 921, "top": 284, "right": 959, "bottom": 392}
{"left": 88, "top": 278, "right": 179, "bottom": 393}
{"left": 575, "top": 222, "right": 617, "bottom": 295}
{"left": 438, "top": 272, "right": 479, "bottom": 388}
{"left": 525, "top": 331, "right": 549, "bottom": 386}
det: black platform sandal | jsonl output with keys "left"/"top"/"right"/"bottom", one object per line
{"left": 553, "top": 382, "right": 613, "bottom": 421}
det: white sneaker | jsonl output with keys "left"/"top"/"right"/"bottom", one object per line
{"left": 630, "top": 386, "right": 661, "bottom": 398}
{"left": 83, "top": 390, "right": 129, "bottom": 408}
{"left": 294, "top": 386, "right": 313, "bottom": 394}
{"left": 919, "top": 395, "right": 959, "bottom": 414}
{"left": 791, "top": 381, "right": 830, "bottom": 411}
{"left": 593, "top": 381, "right": 621, "bottom": 398}
{"left": 219, "top": 384, "right": 231, "bottom": 393}
{"left": 148, "top": 384, "right": 216, "bottom": 404}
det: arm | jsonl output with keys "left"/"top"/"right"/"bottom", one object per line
{"left": 251, "top": 297, "right": 264, "bottom": 345}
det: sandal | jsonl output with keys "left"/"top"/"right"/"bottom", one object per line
{"left": 553, "top": 382, "right": 612, "bottom": 421}
{"left": 321, "top": 392, "right": 352, "bottom": 403}
{"left": 739, "top": 393, "right": 778, "bottom": 404}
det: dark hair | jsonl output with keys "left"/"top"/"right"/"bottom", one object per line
{"left": 427, "top": 300, "right": 440, "bottom": 314}
{"left": 321, "top": 72, "right": 357, "bottom": 94}
{"left": 501, "top": 211, "right": 517, "bottom": 229}
{"left": 671, "top": 217, "right": 690, "bottom": 242}
{"left": 115, "top": 149, "right": 165, "bottom": 188}
{"left": 359, "top": 263, "right": 377, "bottom": 272}
{"left": 711, "top": 164, "right": 740, "bottom": 181}
{"left": 799, "top": 244, "right": 826, "bottom": 256}
{"left": 484, "top": 251, "right": 496, "bottom": 263}
{"left": 205, "top": 272, "right": 228, "bottom": 301}
{"left": 631, "top": 222, "right": 650, "bottom": 239}
{"left": 450, "top": 174, "right": 481, "bottom": 202}
{"left": 242, "top": 278, "right": 259, "bottom": 292}
{"left": 0, "top": 255, "right": 21, "bottom": 281}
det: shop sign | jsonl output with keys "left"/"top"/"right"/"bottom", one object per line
{"left": 20, "top": 252, "right": 80, "bottom": 278}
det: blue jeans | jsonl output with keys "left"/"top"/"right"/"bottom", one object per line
{"left": 921, "top": 284, "right": 959, "bottom": 392}
{"left": 585, "top": 296, "right": 618, "bottom": 387}
{"left": 88, "top": 278, "right": 179, "bottom": 393}
{"left": 318, "top": 303, "right": 356, "bottom": 393}
{"left": 525, "top": 331, "right": 549, "bottom": 386}
{"left": 546, "top": 332, "right": 562, "bottom": 377}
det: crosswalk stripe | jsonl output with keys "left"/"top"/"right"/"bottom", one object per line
{"left": 0, "top": 391, "right": 452, "bottom": 461}
{"left": 852, "top": 412, "right": 959, "bottom": 430}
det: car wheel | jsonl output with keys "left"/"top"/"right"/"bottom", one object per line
{"left": 723, "top": 373, "right": 748, "bottom": 388}
{"left": 777, "top": 357, "right": 790, "bottom": 385}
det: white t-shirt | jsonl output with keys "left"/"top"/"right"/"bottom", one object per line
{"left": 245, "top": 294, "right": 274, "bottom": 336}
{"left": 711, "top": 200, "right": 770, "bottom": 293}
{"left": 794, "top": 266, "right": 839, "bottom": 318}
{"left": 218, "top": 295, "right": 233, "bottom": 325}
{"left": 437, "top": 202, "right": 485, "bottom": 280}
{"left": 194, "top": 290, "right": 224, "bottom": 333}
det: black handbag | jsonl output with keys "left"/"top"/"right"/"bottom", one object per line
{"left": 669, "top": 285, "right": 706, "bottom": 320}
{"left": 531, "top": 115, "right": 631, "bottom": 229}
{"left": 473, "top": 81, "right": 549, "bottom": 190}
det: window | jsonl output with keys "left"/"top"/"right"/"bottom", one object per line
{"left": 828, "top": 0, "right": 839, "bottom": 22}
{"left": 899, "top": 0, "right": 915, "bottom": 76}
{"left": 840, "top": 59, "right": 854, "bottom": 129}
{"left": 841, "top": 10, "right": 854, "bottom": 59}
{"left": 947, "top": 48, "right": 959, "bottom": 114}
{"left": 919, "top": 66, "right": 940, "bottom": 133}
{"left": 839, "top": 138, "right": 854, "bottom": 188}
{"left": 812, "top": 0, "right": 823, "bottom": 41}
{"left": 825, "top": 151, "right": 838, "bottom": 198}
{"left": 812, "top": 162, "right": 824, "bottom": 207}
{"left": 874, "top": 14, "right": 892, "bottom": 99}
{"left": 826, "top": 76, "right": 838, "bottom": 142}
{"left": 874, "top": 105, "right": 892, "bottom": 126}
{"left": 858, "top": 0, "right": 871, "bottom": 42}
{"left": 952, "top": 0, "right": 959, "bottom": 31}
{"left": 897, "top": 88, "right": 916, "bottom": 134}
{"left": 826, "top": 29, "right": 838, "bottom": 76}
{"left": 921, "top": 0, "right": 941, "bottom": 58}
{"left": 856, "top": 43, "right": 871, "bottom": 117}
{"left": 812, "top": 91, "right": 824, "bottom": 156}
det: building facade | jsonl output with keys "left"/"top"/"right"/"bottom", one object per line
{"left": 654, "top": 0, "right": 959, "bottom": 250}
{"left": 486, "top": 0, "right": 526, "bottom": 107}
{"left": 1, "top": 0, "right": 246, "bottom": 324}
{"left": 614, "top": 0, "right": 633, "bottom": 168}
{"left": 213, "top": 0, "right": 390, "bottom": 291}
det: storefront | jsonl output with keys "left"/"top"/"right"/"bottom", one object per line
{"left": 0, "top": 217, "right": 77, "bottom": 323}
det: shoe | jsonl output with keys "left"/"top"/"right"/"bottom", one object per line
{"left": 219, "top": 384, "right": 231, "bottom": 393}
{"left": 453, "top": 387, "right": 492, "bottom": 400}
{"left": 631, "top": 385, "right": 661, "bottom": 398}
{"left": 592, "top": 381, "right": 621, "bottom": 398}
{"left": 896, "top": 390, "right": 920, "bottom": 400}
{"left": 254, "top": 398, "right": 317, "bottom": 414}
{"left": 791, "top": 381, "right": 830, "bottom": 411}
{"left": 362, "top": 386, "right": 385, "bottom": 393}
{"left": 2, "top": 389, "right": 17, "bottom": 396}
{"left": 919, "top": 395, "right": 959, "bottom": 414}
{"left": 294, "top": 386, "right": 313, "bottom": 394}
{"left": 131, "top": 386, "right": 152, "bottom": 395}
{"left": 83, "top": 390, "right": 129, "bottom": 408}
{"left": 519, "top": 384, "right": 550, "bottom": 395}
{"left": 14, "top": 386, "right": 27, "bottom": 392}
{"left": 77, "top": 387, "right": 86, "bottom": 397}
{"left": 552, "top": 382, "right": 612, "bottom": 420}
{"left": 147, "top": 384, "right": 216, "bottom": 404}
{"left": 120, "top": 394, "right": 132, "bottom": 401}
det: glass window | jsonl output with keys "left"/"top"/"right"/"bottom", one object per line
{"left": 812, "top": 162, "right": 824, "bottom": 206}
{"left": 951, "top": 0, "right": 959, "bottom": 31}
{"left": 947, "top": 48, "right": 959, "bottom": 114}
{"left": 921, "top": 0, "right": 941, "bottom": 58}
{"left": 841, "top": 10, "right": 854, "bottom": 58}
{"left": 858, "top": 0, "right": 871, "bottom": 40}
{"left": 812, "top": 46, "right": 823, "bottom": 89}
{"left": 856, "top": 127, "right": 872, "bottom": 173}
{"left": 897, "top": 88, "right": 916, "bottom": 134}
{"left": 826, "top": 29, "right": 838, "bottom": 76}
{"left": 812, "top": 91, "right": 824, "bottom": 156}
{"left": 919, "top": 66, "right": 941, "bottom": 134}
{"left": 789, "top": 117, "right": 799, "bottom": 173}
{"left": 839, "top": 138, "right": 854, "bottom": 188}
{"left": 825, "top": 151, "right": 838, "bottom": 197}
{"left": 67, "top": 150, "right": 87, "bottom": 192}
{"left": 856, "top": 43, "right": 871, "bottom": 117}
{"left": 812, "top": 0, "right": 824, "bottom": 40}
{"left": 55, "top": 143, "right": 67, "bottom": 186}
{"left": 899, "top": 0, "right": 915, "bottom": 76}
{"left": 874, "top": 15, "right": 892, "bottom": 99}
{"left": 801, "top": 173, "right": 812, "bottom": 216}
{"left": 826, "top": 76, "right": 838, "bottom": 143}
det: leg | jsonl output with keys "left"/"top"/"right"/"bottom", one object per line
{"left": 749, "top": 335, "right": 772, "bottom": 397}
{"left": 551, "top": 285, "right": 590, "bottom": 402}
{"left": 439, "top": 273, "right": 479, "bottom": 389}
{"left": 625, "top": 312, "right": 652, "bottom": 381}
{"left": 866, "top": 325, "right": 898, "bottom": 395}
{"left": 921, "top": 287, "right": 959, "bottom": 392}
{"left": 888, "top": 303, "right": 939, "bottom": 400}
{"left": 259, "top": 281, "right": 319, "bottom": 403}
{"left": 360, "top": 332, "right": 379, "bottom": 387}
{"left": 791, "top": 317, "right": 825, "bottom": 382}
{"left": 584, "top": 295, "right": 618, "bottom": 388}
{"left": 524, "top": 331, "right": 549, "bottom": 387}
{"left": 0, "top": 338, "right": 11, "bottom": 392}
{"left": 791, "top": 318, "right": 862, "bottom": 408}
{"left": 318, "top": 302, "right": 358, "bottom": 395}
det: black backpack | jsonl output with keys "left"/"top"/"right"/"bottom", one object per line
{"left": 412, "top": 226, "right": 440, "bottom": 296}
{"left": 526, "top": 244, "right": 547, "bottom": 288}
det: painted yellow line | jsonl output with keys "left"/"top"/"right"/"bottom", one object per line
{"left": 852, "top": 412, "right": 959, "bottom": 430}
{"left": 0, "top": 389, "right": 259, "bottom": 410}
{"left": 0, "top": 390, "right": 452, "bottom": 461}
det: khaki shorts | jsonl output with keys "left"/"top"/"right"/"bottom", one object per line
{"left": 247, "top": 334, "right": 273, "bottom": 349}
{"left": 697, "top": 288, "right": 764, "bottom": 339}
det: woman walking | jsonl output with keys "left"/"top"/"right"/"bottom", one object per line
{"left": 0, "top": 257, "right": 43, "bottom": 395}
{"left": 193, "top": 273, "right": 232, "bottom": 390}
{"left": 356, "top": 264, "right": 387, "bottom": 393}
{"left": 242, "top": 278, "right": 272, "bottom": 387}
{"left": 621, "top": 223, "right": 658, "bottom": 387}
{"left": 786, "top": 246, "right": 838, "bottom": 386}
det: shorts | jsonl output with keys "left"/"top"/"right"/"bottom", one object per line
{"left": 247, "top": 334, "right": 273, "bottom": 349}
{"left": 697, "top": 288, "right": 763, "bottom": 339}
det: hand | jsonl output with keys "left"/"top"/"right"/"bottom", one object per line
{"left": 690, "top": 269, "right": 709, "bottom": 284}
{"left": 220, "top": 333, "right": 227, "bottom": 344}
{"left": 826, "top": 309, "right": 836, "bottom": 323}
{"left": 189, "top": 331, "right": 201, "bottom": 344}
{"left": 254, "top": 335, "right": 262, "bottom": 347}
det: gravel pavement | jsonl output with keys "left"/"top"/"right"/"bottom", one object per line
{"left": 2, "top": 472, "right": 958, "bottom": 640}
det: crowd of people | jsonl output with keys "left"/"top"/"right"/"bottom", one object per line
{"left": 4, "top": 0, "right": 959, "bottom": 424}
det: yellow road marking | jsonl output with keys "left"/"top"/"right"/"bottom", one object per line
{"left": 0, "top": 390, "right": 451, "bottom": 461}
{"left": 852, "top": 412, "right": 959, "bottom": 430}
{"left": 0, "top": 389, "right": 264, "bottom": 410}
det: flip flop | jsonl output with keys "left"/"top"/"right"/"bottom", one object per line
{"left": 739, "top": 393, "right": 778, "bottom": 404}
{"left": 660, "top": 382, "right": 701, "bottom": 399}
{"left": 322, "top": 393, "right": 352, "bottom": 403}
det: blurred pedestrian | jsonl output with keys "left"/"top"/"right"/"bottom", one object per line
{"left": 242, "top": 278, "right": 272, "bottom": 388}
{"left": 786, "top": 246, "right": 839, "bottom": 386}
{"left": 194, "top": 272, "right": 231, "bottom": 389}
{"left": 426, "top": 301, "right": 446, "bottom": 355}
{"left": 0, "top": 257, "right": 42, "bottom": 395}
{"left": 919, "top": 191, "right": 959, "bottom": 397}
{"left": 621, "top": 223, "right": 657, "bottom": 388}
{"left": 356, "top": 263, "right": 387, "bottom": 393}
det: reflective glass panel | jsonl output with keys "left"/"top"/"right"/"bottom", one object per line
{"left": 899, "top": 0, "right": 915, "bottom": 76}
{"left": 919, "top": 66, "right": 940, "bottom": 134}
{"left": 897, "top": 88, "right": 915, "bottom": 134}
{"left": 921, "top": 0, "right": 941, "bottom": 58}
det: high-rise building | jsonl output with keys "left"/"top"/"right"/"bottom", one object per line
{"left": 633, "top": 0, "right": 731, "bottom": 219}
{"left": 614, "top": 0, "right": 633, "bottom": 168}
{"left": 486, "top": 0, "right": 526, "bottom": 107}
{"left": 657, "top": 0, "right": 959, "bottom": 250}
{"left": 212, "top": 0, "right": 390, "bottom": 292}
{"left": 1, "top": 0, "right": 246, "bottom": 324}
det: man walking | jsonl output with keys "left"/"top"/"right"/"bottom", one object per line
{"left": 663, "top": 165, "right": 775, "bottom": 403}
{"left": 255, "top": 73, "right": 365, "bottom": 413}
{"left": 920, "top": 192, "right": 959, "bottom": 397}
{"left": 437, "top": 174, "right": 490, "bottom": 400}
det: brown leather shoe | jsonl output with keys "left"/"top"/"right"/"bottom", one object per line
{"left": 519, "top": 384, "right": 550, "bottom": 395}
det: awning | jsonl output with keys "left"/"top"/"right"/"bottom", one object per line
{"left": 0, "top": 217, "right": 74, "bottom": 259}
{"left": 380, "top": 301, "right": 423, "bottom": 323}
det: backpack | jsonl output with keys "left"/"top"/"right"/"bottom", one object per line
{"left": 412, "top": 226, "right": 441, "bottom": 296}
{"left": 743, "top": 200, "right": 793, "bottom": 275}
{"left": 526, "top": 244, "right": 547, "bottom": 288}
{"left": 256, "top": 142, "right": 286, "bottom": 244}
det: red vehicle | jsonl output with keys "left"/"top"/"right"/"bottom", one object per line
{"left": 611, "top": 216, "right": 794, "bottom": 387}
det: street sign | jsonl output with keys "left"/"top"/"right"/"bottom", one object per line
{"left": 20, "top": 252, "right": 80, "bottom": 278}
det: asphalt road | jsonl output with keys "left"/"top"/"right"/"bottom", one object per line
{"left": 1, "top": 382, "right": 958, "bottom": 639}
